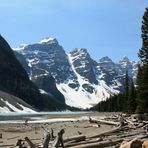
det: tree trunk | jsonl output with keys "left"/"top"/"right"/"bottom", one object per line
{"left": 64, "top": 135, "right": 86, "bottom": 143}
{"left": 43, "top": 133, "right": 50, "bottom": 148}
{"left": 24, "top": 137, "right": 35, "bottom": 148}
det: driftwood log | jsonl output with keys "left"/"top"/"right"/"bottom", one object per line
{"left": 51, "top": 128, "right": 55, "bottom": 139}
{"left": 70, "top": 139, "right": 123, "bottom": 148}
{"left": 89, "top": 117, "right": 119, "bottom": 126}
{"left": 64, "top": 137, "right": 102, "bottom": 148}
{"left": 89, "top": 126, "right": 121, "bottom": 139}
{"left": 24, "top": 137, "right": 35, "bottom": 148}
{"left": 52, "top": 129, "right": 65, "bottom": 148}
{"left": 16, "top": 139, "right": 23, "bottom": 147}
{"left": 42, "top": 133, "right": 50, "bottom": 148}
{"left": 64, "top": 135, "right": 86, "bottom": 143}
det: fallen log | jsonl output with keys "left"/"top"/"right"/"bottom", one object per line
{"left": 89, "top": 117, "right": 119, "bottom": 126}
{"left": 88, "top": 126, "right": 121, "bottom": 139}
{"left": 143, "top": 121, "right": 148, "bottom": 124}
{"left": 70, "top": 138, "right": 123, "bottom": 148}
{"left": 125, "top": 118, "right": 141, "bottom": 128}
{"left": 125, "top": 119, "right": 135, "bottom": 125}
{"left": 64, "top": 137, "right": 102, "bottom": 148}
{"left": 125, "top": 134, "right": 148, "bottom": 141}
{"left": 16, "top": 139, "right": 23, "bottom": 147}
{"left": 0, "top": 144, "right": 15, "bottom": 147}
{"left": 118, "top": 131, "right": 146, "bottom": 139}
{"left": 84, "top": 124, "right": 100, "bottom": 128}
{"left": 64, "top": 135, "right": 86, "bottom": 143}
{"left": 142, "top": 123, "right": 148, "bottom": 129}
{"left": 136, "top": 122, "right": 145, "bottom": 128}
{"left": 137, "top": 134, "right": 148, "bottom": 140}
{"left": 24, "top": 137, "right": 35, "bottom": 148}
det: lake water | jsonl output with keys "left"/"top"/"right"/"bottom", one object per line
{"left": 0, "top": 111, "right": 88, "bottom": 121}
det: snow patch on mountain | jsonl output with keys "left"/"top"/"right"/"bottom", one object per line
{"left": 0, "top": 98, "right": 36, "bottom": 113}
{"left": 39, "top": 89, "right": 48, "bottom": 95}
{"left": 38, "top": 37, "right": 56, "bottom": 44}
{"left": 57, "top": 80, "right": 118, "bottom": 109}
{"left": 13, "top": 44, "right": 28, "bottom": 51}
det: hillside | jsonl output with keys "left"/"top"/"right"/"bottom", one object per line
{"left": 0, "top": 35, "right": 67, "bottom": 111}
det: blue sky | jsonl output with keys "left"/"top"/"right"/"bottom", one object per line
{"left": 0, "top": 0, "right": 147, "bottom": 62}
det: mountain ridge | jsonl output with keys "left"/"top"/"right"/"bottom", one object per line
{"left": 14, "top": 37, "right": 138, "bottom": 109}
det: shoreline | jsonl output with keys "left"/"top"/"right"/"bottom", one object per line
{"left": 0, "top": 112, "right": 114, "bottom": 147}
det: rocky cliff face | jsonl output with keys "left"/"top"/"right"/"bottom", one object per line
{"left": 15, "top": 37, "right": 71, "bottom": 104}
{"left": 0, "top": 35, "right": 67, "bottom": 111}
{"left": 14, "top": 37, "right": 138, "bottom": 109}
{"left": 0, "top": 35, "right": 43, "bottom": 110}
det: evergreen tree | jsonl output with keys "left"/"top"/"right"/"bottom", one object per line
{"left": 136, "top": 65, "right": 143, "bottom": 113}
{"left": 136, "top": 7, "right": 148, "bottom": 113}
{"left": 127, "top": 79, "right": 136, "bottom": 113}
{"left": 123, "top": 71, "right": 129, "bottom": 112}
{"left": 118, "top": 94, "right": 124, "bottom": 112}
{"left": 138, "top": 8, "right": 148, "bottom": 64}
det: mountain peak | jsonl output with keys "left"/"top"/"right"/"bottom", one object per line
{"left": 120, "top": 56, "right": 130, "bottom": 62}
{"left": 38, "top": 37, "right": 58, "bottom": 44}
{"left": 99, "top": 56, "right": 113, "bottom": 63}
{"left": 70, "top": 48, "right": 89, "bottom": 57}
{"left": 71, "top": 48, "right": 87, "bottom": 53}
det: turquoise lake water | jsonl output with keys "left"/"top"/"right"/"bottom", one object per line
{"left": 0, "top": 111, "right": 88, "bottom": 121}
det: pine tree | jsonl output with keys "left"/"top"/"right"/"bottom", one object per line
{"left": 123, "top": 71, "right": 129, "bottom": 112}
{"left": 138, "top": 8, "right": 148, "bottom": 64}
{"left": 136, "top": 7, "right": 148, "bottom": 113}
{"left": 127, "top": 79, "right": 136, "bottom": 113}
{"left": 118, "top": 94, "right": 124, "bottom": 112}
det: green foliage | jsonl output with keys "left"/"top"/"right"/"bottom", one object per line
{"left": 92, "top": 73, "right": 136, "bottom": 113}
{"left": 138, "top": 8, "right": 148, "bottom": 65}
{"left": 136, "top": 7, "right": 148, "bottom": 113}
{"left": 123, "top": 71, "right": 129, "bottom": 112}
{"left": 127, "top": 79, "right": 136, "bottom": 113}
{"left": 92, "top": 94, "right": 123, "bottom": 112}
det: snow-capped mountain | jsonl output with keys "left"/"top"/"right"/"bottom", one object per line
{"left": 14, "top": 37, "right": 138, "bottom": 109}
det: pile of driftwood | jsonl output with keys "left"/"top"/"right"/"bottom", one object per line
{"left": 15, "top": 114, "right": 148, "bottom": 148}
